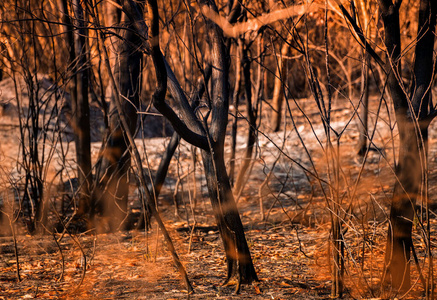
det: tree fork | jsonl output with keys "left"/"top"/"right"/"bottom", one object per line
{"left": 136, "top": 69, "right": 211, "bottom": 229}
{"left": 146, "top": 0, "right": 259, "bottom": 290}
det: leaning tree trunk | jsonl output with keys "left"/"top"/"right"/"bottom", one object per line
{"left": 94, "top": 7, "right": 143, "bottom": 231}
{"left": 136, "top": 69, "right": 211, "bottom": 229}
{"left": 378, "top": 0, "right": 436, "bottom": 292}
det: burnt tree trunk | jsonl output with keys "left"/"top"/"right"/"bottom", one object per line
{"left": 378, "top": 0, "right": 436, "bottom": 292}
{"left": 146, "top": 0, "right": 258, "bottom": 290}
{"left": 201, "top": 148, "right": 258, "bottom": 288}
{"left": 201, "top": 6, "right": 258, "bottom": 286}
{"left": 94, "top": 4, "right": 143, "bottom": 231}
{"left": 72, "top": 0, "right": 92, "bottom": 214}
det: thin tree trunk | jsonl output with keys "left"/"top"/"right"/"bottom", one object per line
{"left": 229, "top": 39, "right": 242, "bottom": 186}
{"left": 72, "top": 0, "right": 92, "bottom": 215}
{"left": 356, "top": 0, "right": 370, "bottom": 156}
{"left": 357, "top": 52, "right": 369, "bottom": 156}
{"left": 234, "top": 37, "right": 262, "bottom": 197}
{"left": 271, "top": 34, "right": 291, "bottom": 132}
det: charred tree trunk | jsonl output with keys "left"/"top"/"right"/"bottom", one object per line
{"left": 94, "top": 4, "right": 143, "bottom": 231}
{"left": 72, "top": 0, "right": 92, "bottom": 215}
{"left": 378, "top": 0, "right": 436, "bottom": 292}
{"left": 201, "top": 7, "right": 258, "bottom": 286}
{"left": 201, "top": 1, "right": 258, "bottom": 288}
{"left": 145, "top": 0, "right": 258, "bottom": 290}
{"left": 201, "top": 149, "right": 258, "bottom": 289}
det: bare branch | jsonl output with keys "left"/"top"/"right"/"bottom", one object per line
{"left": 122, "top": 0, "right": 209, "bottom": 150}
{"left": 336, "top": 2, "right": 385, "bottom": 69}
{"left": 201, "top": 2, "right": 318, "bottom": 38}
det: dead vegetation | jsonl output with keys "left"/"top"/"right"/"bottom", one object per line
{"left": 1, "top": 0, "right": 437, "bottom": 299}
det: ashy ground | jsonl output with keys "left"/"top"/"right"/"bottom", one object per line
{"left": 1, "top": 78, "right": 437, "bottom": 299}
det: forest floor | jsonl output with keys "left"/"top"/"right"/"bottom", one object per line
{"left": 1, "top": 78, "right": 437, "bottom": 299}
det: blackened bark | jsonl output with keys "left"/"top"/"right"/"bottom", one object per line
{"left": 146, "top": 0, "right": 258, "bottom": 289}
{"left": 154, "top": 69, "right": 211, "bottom": 195}
{"left": 157, "top": 61, "right": 210, "bottom": 151}
{"left": 94, "top": 6, "right": 143, "bottom": 231}
{"left": 200, "top": 0, "right": 258, "bottom": 289}
{"left": 411, "top": 0, "right": 435, "bottom": 118}
{"left": 72, "top": 0, "right": 92, "bottom": 215}
{"left": 378, "top": 0, "right": 436, "bottom": 291}
{"left": 201, "top": 150, "right": 258, "bottom": 289}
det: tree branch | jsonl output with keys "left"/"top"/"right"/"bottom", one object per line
{"left": 145, "top": 0, "right": 209, "bottom": 151}
{"left": 337, "top": 2, "right": 385, "bottom": 69}
{"left": 121, "top": 0, "right": 210, "bottom": 150}
{"left": 164, "top": 58, "right": 209, "bottom": 139}
{"left": 153, "top": 68, "right": 211, "bottom": 199}
{"left": 201, "top": 1, "right": 317, "bottom": 38}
